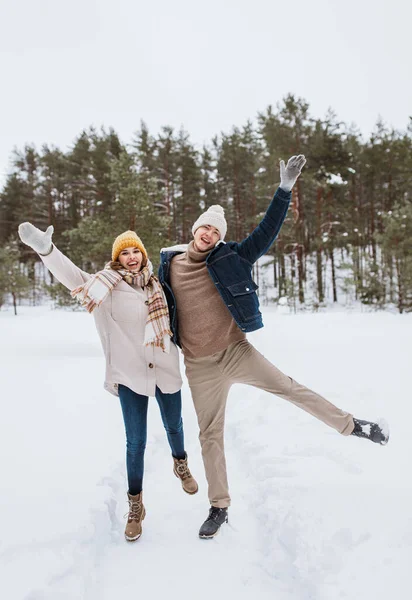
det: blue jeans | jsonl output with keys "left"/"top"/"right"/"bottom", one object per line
{"left": 118, "top": 384, "right": 185, "bottom": 495}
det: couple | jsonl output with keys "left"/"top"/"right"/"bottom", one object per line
{"left": 18, "top": 155, "right": 389, "bottom": 542}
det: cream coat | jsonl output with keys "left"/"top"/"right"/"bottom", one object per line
{"left": 41, "top": 246, "right": 182, "bottom": 397}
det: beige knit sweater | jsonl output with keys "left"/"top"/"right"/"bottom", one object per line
{"left": 170, "top": 241, "right": 245, "bottom": 358}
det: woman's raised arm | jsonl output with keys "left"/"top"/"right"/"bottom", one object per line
{"left": 18, "top": 222, "right": 91, "bottom": 290}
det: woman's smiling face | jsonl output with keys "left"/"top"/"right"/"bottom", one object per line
{"left": 118, "top": 247, "right": 143, "bottom": 272}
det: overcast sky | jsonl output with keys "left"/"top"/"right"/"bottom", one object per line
{"left": 1, "top": 0, "right": 411, "bottom": 186}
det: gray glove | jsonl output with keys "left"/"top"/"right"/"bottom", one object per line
{"left": 18, "top": 222, "right": 54, "bottom": 255}
{"left": 280, "top": 154, "right": 306, "bottom": 192}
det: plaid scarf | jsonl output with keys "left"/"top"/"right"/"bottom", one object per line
{"left": 71, "top": 260, "right": 172, "bottom": 352}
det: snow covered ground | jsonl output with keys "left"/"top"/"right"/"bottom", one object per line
{"left": 0, "top": 305, "right": 410, "bottom": 600}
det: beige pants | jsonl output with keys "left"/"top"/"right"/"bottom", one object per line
{"left": 184, "top": 339, "right": 354, "bottom": 508}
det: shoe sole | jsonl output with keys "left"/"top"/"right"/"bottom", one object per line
{"left": 125, "top": 533, "right": 142, "bottom": 542}
{"left": 377, "top": 418, "right": 390, "bottom": 445}
{"left": 173, "top": 469, "right": 199, "bottom": 495}
{"left": 124, "top": 508, "right": 146, "bottom": 542}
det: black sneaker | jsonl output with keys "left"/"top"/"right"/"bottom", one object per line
{"left": 351, "top": 418, "right": 389, "bottom": 445}
{"left": 199, "top": 507, "right": 228, "bottom": 539}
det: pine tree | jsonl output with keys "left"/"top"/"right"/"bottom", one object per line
{"left": 200, "top": 146, "right": 218, "bottom": 210}
{"left": 1, "top": 98, "right": 412, "bottom": 310}
{"left": 380, "top": 201, "right": 412, "bottom": 313}
{"left": 65, "top": 150, "right": 170, "bottom": 271}
{"left": 174, "top": 129, "right": 202, "bottom": 243}
{"left": 0, "top": 237, "right": 31, "bottom": 315}
{"left": 0, "top": 174, "right": 28, "bottom": 244}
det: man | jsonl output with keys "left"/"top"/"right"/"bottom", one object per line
{"left": 159, "top": 155, "right": 389, "bottom": 539}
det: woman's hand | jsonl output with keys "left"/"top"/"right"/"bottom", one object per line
{"left": 18, "top": 222, "right": 54, "bottom": 255}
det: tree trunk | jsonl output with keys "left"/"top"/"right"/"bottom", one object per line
{"left": 292, "top": 183, "right": 305, "bottom": 304}
{"left": 233, "top": 163, "right": 241, "bottom": 240}
{"left": 396, "top": 256, "right": 403, "bottom": 314}
{"left": 297, "top": 243, "right": 305, "bottom": 304}
{"left": 48, "top": 188, "right": 54, "bottom": 228}
{"left": 388, "top": 253, "right": 394, "bottom": 303}
{"left": 316, "top": 249, "right": 324, "bottom": 303}
{"left": 316, "top": 187, "right": 324, "bottom": 302}
{"left": 280, "top": 251, "right": 286, "bottom": 296}
{"left": 290, "top": 253, "right": 297, "bottom": 313}
{"left": 330, "top": 249, "right": 337, "bottom": 302}
{"left": 370, "top": 183, "right": 377, "bottom": 262}
{"left": 12, "top": 292, "right": 17, "bottom": 316}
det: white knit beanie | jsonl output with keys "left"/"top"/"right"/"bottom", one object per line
{"left": 191, "top": 205, "right": 227, "bottom": 240}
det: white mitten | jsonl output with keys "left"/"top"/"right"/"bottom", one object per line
{"left": 280, "top": 154, "right": 306, "bottom": 192}
{"left": 18, "top": 223, "right": 54, "bottom": 255}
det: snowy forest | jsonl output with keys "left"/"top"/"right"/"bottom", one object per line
{"left": 1, "top": 94, "right": 411, "bottom": 313}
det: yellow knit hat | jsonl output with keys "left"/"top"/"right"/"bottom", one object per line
{"left": 112, "top": 231, "right": 148, "bottom": 262}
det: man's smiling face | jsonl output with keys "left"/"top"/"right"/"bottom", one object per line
{"left": 193, "top": 225, "right": 221, "bottom": 252}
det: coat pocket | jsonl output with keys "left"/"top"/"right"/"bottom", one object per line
{"left": 227, "top": 280, "right": 258, "bottom": 296}
{"left": 110, "top": 289, "right": 140, "bottom": 322}
{"left": 227, "top": 280, "right": 259, "bottom": 321}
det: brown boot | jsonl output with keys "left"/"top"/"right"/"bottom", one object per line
{"left": 173, "top": 453, "right": 198, "bottom": 495}
{"left": 125, "top": 491, "right": 146, "bottom": 541}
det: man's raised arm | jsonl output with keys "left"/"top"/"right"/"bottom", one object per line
{"left": 236, "top": 154, "right": 306, "bottom": 264}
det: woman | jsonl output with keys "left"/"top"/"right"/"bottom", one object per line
{"left": 18, "top": 223, "right": 198, "bottom": 542}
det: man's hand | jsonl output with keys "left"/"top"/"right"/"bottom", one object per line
{"left": 280, "top": 155, "right": 306, "bottom": 192}
{"left": 18, "top": 222, "right": 54, "bottom": 255}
